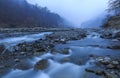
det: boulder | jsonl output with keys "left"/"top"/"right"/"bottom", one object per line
{"left": 114, "top": 31, "right": 120, "bottom": 38}
{"left": 61, "top": 48, "right": 69, "bottom": 54}
{"left": 34, "top": 59, "right": 49, "bottom": 71}
{"left": 14, "top": 61, "right": 32, "bottom": 70}
{"left": 60, "top": 57, "right": 71, "bottom": 63}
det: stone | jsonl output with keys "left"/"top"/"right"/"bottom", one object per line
{"left": 100, "top": 57, "right": 111, "bottom": 65}
{"left": 0, "top": 65, "right": 4, "bottom": 69}
{"left": 14, "top": 61, "right": 32, "bottom": 70}
{"left": 112, "top": 61, "right": 119, "bottom": 65}
{"left": 89, "top": 54, "right": 95, "bottom": 58}
{"left": 14, "top": 59, "right": 21, "bottom": 62}
{"left": 95, "top": 70, "right": 105, "bottom": 76}
{"left": 85, "top": 68, "right": 95, "bottom": 73}
{"left": 114, "top": 31, "right": 120, "bottom": 38}
{"left": 104, "top": 72, "right": 118, "bottom": 78}
{"left": 96, "top": 57, "right": 104, "bottom": 62}
{"left": 61, "top": 57, "right": 71, "bottom": 63}
{"left": 0, "top": 44, "right": 5, "bottom": 53}
{"left": 61, "top": 48, "right": 69, "bottom": 54}
{"left": 106, "top": 64, "right": 115, "bottom": 69}
{"left": 34, "top": 59, "right": 49, "bottom": 71}
{"left": 20, "top": 52, "right": 26, "bottom": 55}
{"left": 107, "top": 45, "right": 120, "bottom": 49}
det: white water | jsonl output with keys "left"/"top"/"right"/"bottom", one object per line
{"left": 0, "top": 32, "right": 52, "bottom": 46}
{"left": 2, "top": 50, "right": 92, "bottom": 78}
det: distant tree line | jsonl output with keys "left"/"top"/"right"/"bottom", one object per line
{"left": 0, "top": 0, "right": 65, "bottom": 28}
{"left": 108, "top": 0, "right": 120, "bottom": 15}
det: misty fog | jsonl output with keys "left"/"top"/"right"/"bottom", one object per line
{"left": 27, "top": 0, "right": 109, "bottom": 28}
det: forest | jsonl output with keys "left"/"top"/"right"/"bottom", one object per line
{"left": 0, "top": 0, "right": 65, "bottom": 28}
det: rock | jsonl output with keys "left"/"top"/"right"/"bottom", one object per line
{"left": 95, "top": 70, "right": 105, "bottom": 76}
{"left": 0, "top": 44, "right": 9, "bottom": 54}
{"left": 111, "top": 61, "right": 119, "bottom": 65}
{"left": 107, "top": 45, "right": 120, "bottom": 49}
{"left": 60, "top": 57, "right": 71, "bottom": 63}
{"left": 112, "top": 39, "right": 119, "bottom": 42}
{"left": 20, "top": 52, "right": 26, "bottom": 55}
{"left": 61, "top": 48, "right": 69, "bottom": 54}
{"left": 106, "top": 64, "right": 115, "bottom": 69}
{"left": 0, "top": 44, "right": 5, "bottom": 53}
{"left": 89, "top": 54, "right": 95, "bottom": 58}
{"left": 100, "top": 32, "right": 113, "bottom": 39}
{"left": 36, "top": 48, "right": 46, "bottom": 52}
{"left": 34, "top": 59, "right": 49, "bottom": 71}
{"left": 100, "top": 57, "right": 111, "bottom": 65}
{"left": 14, "top": 59, "right": 21, "bottom": 62}
{"left": 104, "top": 72, "right": 118, "bottom": 78}
{"left": 96, "top": 57, "right": 104, "bottom": 62}
{"left": 14, "top": 61, "right": 32, "bottom": 70}
{"left": 0, "top": 65, "right": 4, "bottom": 69}
{"left": 5, "top": 64, "right": 11, "bottom": 68}
{"left": 85, "top": 68, "right": 95, "bottom": 73}
{"left": 114, "top": 31, "right": 120, "bottom": 38}
{"left": 77, "top": 59, "right": 83, "bottom": 65}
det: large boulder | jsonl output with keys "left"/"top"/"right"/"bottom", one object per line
{"left": 34, "top": 59, "right": 49, "bottom": 71}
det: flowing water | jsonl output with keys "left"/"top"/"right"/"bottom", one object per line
{"left": 1, "top": 31, "right": 120, "bottom": 78}
{"left": 0, "top": 32, "right": 52, "bottom": 46}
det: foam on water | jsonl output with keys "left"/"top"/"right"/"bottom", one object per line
{"left": 0, "top": 32, "right": 52, "bottom": 46}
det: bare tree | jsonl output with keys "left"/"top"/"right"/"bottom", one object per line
{"left": 108, "top": 0, "right": 120, "bottom": 15}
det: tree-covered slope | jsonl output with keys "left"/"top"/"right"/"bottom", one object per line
{"left": 0, "top": 0, "right": 65, "bottom": 28}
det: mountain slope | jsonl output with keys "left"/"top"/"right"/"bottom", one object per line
{"left": 0, "top": 0, "right": 65, "bottom": 28}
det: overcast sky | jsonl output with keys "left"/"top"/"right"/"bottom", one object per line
{"left": 27, "top": 0, "right": 109, "bottom": 27}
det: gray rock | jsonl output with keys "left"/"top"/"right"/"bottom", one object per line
{"left": 61, "top": 57, "right": 71, "bottom": 63}
{"left": 85, "top": 68, "right": 95, "bottom": 73}
{"left": 112, "top": 61, "right": 119, "bottom": 65}
{"left": 14, "top": 59, "right": 21, "bottom": 62}
{"left": 34, "top": 59, "right": 49, "bottom": 71}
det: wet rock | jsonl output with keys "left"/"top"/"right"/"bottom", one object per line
{"left": 34, "top": 59, "right": 49, "bottom": 71}
{"left": 0, "top": 65, "right": 4, "bottom": 69}
{"left": 61, "top": 48, "right": 69, "bottom": 54}
{"left": 111, "top": 61, "right": 119, "bottom": 65}
{"left": 36, "top": 48, "right": 46, "bottom": 52}
{"left": 107, "top": 45, "right": 120, "bottom": 50}
{"left": 0, "top": 44, "right": 9, "bottom": 55}
{"left": 100, "top": 32, "right": 113, "bottom": 39}
{"left": 0, "top": 44, "right": 5, "bottom": 53}
{"left": 60, "top": 57, "right": 71, "bottom": 63}
{"left": 100, "top": 57, "right": 111, "bottom": 65}
{"left": 14, "top": 61, "right": 32, "bottom": 70}
{"left": 114, "top": 31, "right": 120, "bottom": 38}
{"left": 104, "top": 72, "right": 119, "bottom": 78}
{"left": 89, "top": 54, "right": 95, "bottom": 58}
{"left": 5, "top": 64, "right": 11, "bottom": 68}
{"left": 85, "top": 68, "right": 95, "bottom": 73}
{"left": 106, "top": 64, "right": 115, "bottom": 69}
{"left": 14, "top": 59, "right": 21, "bottom": 62}
{"left": 20, "top": 52, "right": 26, "bottom": 55}
{"left": 95, "top": 70, "right": 105, "bottom": 76}
{"left": 77, "top": 59, "right": 83, "bottom": 65}
{"left": 50, "top": 49, "right": 57, "bottom": 54}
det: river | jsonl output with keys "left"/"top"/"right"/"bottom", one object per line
{"left": 1, "top": 30, "right": 120, "bottom": 78}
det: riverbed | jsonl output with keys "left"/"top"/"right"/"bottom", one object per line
{"left": 0, "top": 28, "right": 120, "bottom": 78}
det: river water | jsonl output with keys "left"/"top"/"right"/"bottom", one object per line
{"left": 1, "top": 31, "right": 120, "bottom": 78}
